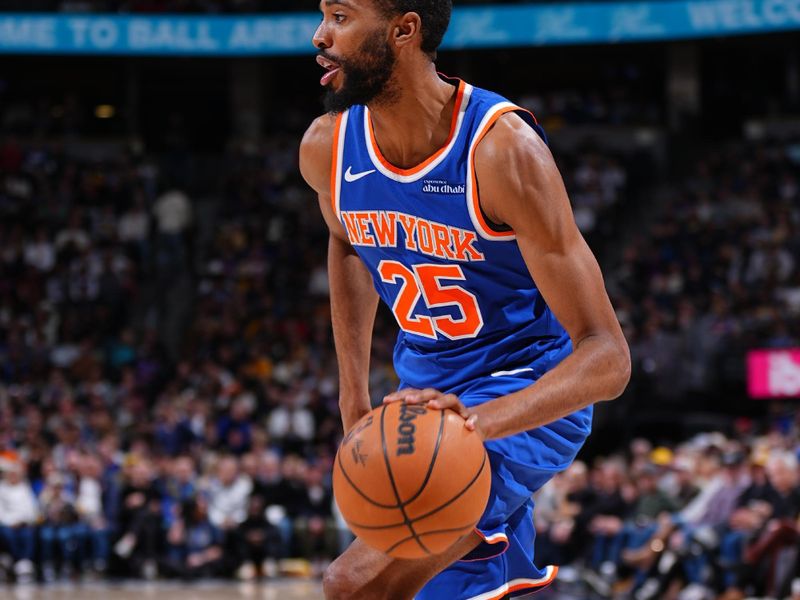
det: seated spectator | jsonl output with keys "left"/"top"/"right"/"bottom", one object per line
{"left": 112, "top": 459, "right": 162, "bottom": 579}
{"left": 620, "top": 463, "right": 680, "bottom": 571}
{"left": 267, "top": 389, "right": 315, "bottom": 455}
{"left": 206, "top": 456, "right": 252, "bottom": 533}
{"left": 293, "top": 464, "right": 336, "bottom": 572}
{"left": 74, "top": 454, "right": 110, "bottom": 574}
{"left": 216, "top": 396, "right": 254, "bottom": 455}
{"left": 252, "top": 450, "right": 293, "bottom": 552}
{"left": 39, "top": 472, "right": 81, "bottom": 582}
{"left": 154, "top": 401, "right": 192, "bottom": 457}
{"left": 252, "top": 451, "right": 288, "bottom": 506}
{"left": 661, "top": 454, "right": 700, "bottom": 507}
{"left": 728, "top": 451, "right": 800, "bottom": 598}
{"left": 162, "top": 496, "right": 228, "bottom": 579}
{"left": 583, "top": 460, "right": 633, "bottom": 580}
{"left": 235, "top": 494, "right": 283, "bottom": 580}
{"left": 0, "top": 461, "right": 39, "bottom": 583}
{"left": 160, "top": 456, "right": 198, "bottom": 528}
{"left": 533, "top": 461, "right": 591, "bottom": 567}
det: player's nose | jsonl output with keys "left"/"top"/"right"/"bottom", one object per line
{"left": 313, "top": 21, "right": 331, "bottom": 50}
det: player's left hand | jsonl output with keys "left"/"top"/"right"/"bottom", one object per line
{"left": 383, "top": 388, "right": 485, "bottom": 440}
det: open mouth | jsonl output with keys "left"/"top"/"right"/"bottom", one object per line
{"left": 316, "top": 54, "right": 342, "bottom": 86}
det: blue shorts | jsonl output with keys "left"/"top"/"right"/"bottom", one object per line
{"left": 407, "top": 368, "right": 593, "bottom": 600}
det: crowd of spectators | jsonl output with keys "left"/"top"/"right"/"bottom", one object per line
{"left": 535, "top": 426, "right": 800, "bottom": 600}
{"left": 0, "top": 82, "right": 798, "bottom": 594}
{"left": 0, "top": 132, "right": 352, "bottom": 582}
{"left": 610, "top": 139, "right": 800, "bottom": 408}
{"left": 519, "top": 88, "right": 662, "bottom": 128}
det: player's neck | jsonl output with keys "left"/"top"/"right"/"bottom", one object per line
{"left": 367, "top": 63, "right": 458, "bottom": 170}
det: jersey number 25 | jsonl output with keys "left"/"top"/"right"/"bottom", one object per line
{"left": 378, "top": 260, "right": 484, "bottom": 340}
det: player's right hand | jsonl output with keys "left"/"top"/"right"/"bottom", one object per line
{"left": 383, "top": 388, "right": 484, "bottom": 439}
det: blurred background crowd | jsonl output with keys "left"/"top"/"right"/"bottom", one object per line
{"left": 0, "top": 113, "right": 798, "bottom": 598}
{"left": 536, "top": 431, "right": 800, "bottom": 600}
{"left": 0, "top": 2, "right": 799, "bottom": 599}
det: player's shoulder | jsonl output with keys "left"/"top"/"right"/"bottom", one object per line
{"left": 473, "top": 109, "right": 560, "bottom": 225}
{"left": 299, "top": 113, "right": 339, "bottom": 195}
{"left": 301, "top": 112, "right": 338, "bottom": 148}
{"left": 474, "top": 110, "right": 550, "bottom": 172}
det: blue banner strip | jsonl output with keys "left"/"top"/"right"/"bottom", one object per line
{"left": 0, "top": 1, "right": 799, "bottom": 55}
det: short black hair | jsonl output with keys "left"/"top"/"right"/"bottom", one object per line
{"left": 375, "top": 0, "right": 452, "bottom": 56}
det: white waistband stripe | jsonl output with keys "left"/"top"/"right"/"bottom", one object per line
{"left": 490, "top": 367, "right": 534, "bottom": 377}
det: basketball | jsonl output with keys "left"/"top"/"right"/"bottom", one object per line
{"left": 332, "top": 402, "right": 491, "bottom": 559}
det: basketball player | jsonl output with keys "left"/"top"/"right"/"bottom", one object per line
{"left": 300, "top": 1, "right": 631, "bottom": 598}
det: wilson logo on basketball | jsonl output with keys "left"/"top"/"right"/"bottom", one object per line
{"left": 396, "top": 404, "right": 426, "bottom": 456}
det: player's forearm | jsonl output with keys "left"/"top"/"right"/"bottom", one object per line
{"left": 474, "top": 334, "right": 630, "bottom": 440}
{"left": 328, "top": 234, "right": 380, "bottom": 431}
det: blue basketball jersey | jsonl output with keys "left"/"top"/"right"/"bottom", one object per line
{"left": 331, "top": 78, "right": 572, "bottom": 394}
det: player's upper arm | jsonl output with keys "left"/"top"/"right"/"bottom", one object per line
{"left": 474, "top": 113, "right": 628, "bottom": 356}
{"left": 299, "top": 114, "right": 348, "bottom": 242}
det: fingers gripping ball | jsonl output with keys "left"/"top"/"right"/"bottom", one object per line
{"left": 333, "top": 402, "right": 491, "bottom": 559}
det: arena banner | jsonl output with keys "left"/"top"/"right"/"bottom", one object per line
{"left": 1, "top": 0, "right": 800, "bottom": 55}
{"left": 748, "top": 349, "right": 800, "bottom": 399}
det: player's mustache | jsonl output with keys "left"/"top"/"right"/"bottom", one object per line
{"left": 317, "top": 50, "right": 345, "bottom": 68}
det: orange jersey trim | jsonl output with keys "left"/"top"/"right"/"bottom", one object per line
{"left": 330, "top": 112, "right": 344, "bottom": 214}
{"left": 469, "top": 106, "right": 520, "bottom": 239}
{"left": 366, "top": 80, "right": 466, "bottom": 176}
{"left": 517, "top": 106, "right": 539, "bottom": 126}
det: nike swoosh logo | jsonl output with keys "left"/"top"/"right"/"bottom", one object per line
{"left": 344, "top": 166, "right": 376, "bottom": 183}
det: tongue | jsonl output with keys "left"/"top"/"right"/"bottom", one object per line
{"left": 320, "top": 68, "right": 341, "bottom": 86}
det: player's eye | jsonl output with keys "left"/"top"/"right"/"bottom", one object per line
{"left": 333, "top": 13, "right": 346, "bottom": 23}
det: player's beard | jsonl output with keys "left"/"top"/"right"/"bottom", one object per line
{"left": 322, "top": 28, "right": 398, "bottom": 114}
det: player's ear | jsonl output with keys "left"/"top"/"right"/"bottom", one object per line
{"left": 393, "top": 12, "right": 421, "bottom": 49}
